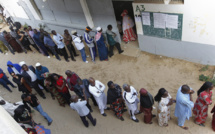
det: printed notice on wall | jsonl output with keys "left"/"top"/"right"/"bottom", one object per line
{"left": 153, "top": 13, "right": 166, "bottom": 29}
{"left": 142, "top": 12, "right": 150, "bottom": 26}
{"left": 166, "top": 15, "right": 178, "bottom": 29}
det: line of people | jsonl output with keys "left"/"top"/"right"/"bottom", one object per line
{"left": 0, "top": 24, "right": 124, "bottom": 63}
{"left": 1, "top": 61, "right": 215, "bottom": 131}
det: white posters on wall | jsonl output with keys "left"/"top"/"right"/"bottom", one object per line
{"left": 142, "top": 12, "right": 150, "bottom": 25}
{"left": 145, "top": 12, "right": 179, "bottom": 29}
{"left": 166, "top": 15, "right": 178, "bottom": 29}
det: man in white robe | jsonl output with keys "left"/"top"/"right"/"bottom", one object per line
{"left": 122, "top": 84, "right": 140, "bottom": 122}
{"left": 0, "top": 96, "right": 23, "bottom": 116}
{"left": 174, "top": 85, "right": 194, "bottom": 130}
{"left": 89, "top": 77, "right": 108, "bottom": 116}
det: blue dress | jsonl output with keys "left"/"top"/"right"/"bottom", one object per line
{"left": 96, "top": 34, "right": 108, "bottom": 61}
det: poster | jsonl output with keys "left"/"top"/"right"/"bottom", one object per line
{"left": 142, "top": 12, "right": 150, "bottom": 25}
{"left": 153, "top": 13, "right": 166, "bottom": 29}
{"left": 166, "top": 15, "right": 178, "bottom": 29}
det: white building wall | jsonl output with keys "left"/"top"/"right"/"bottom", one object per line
{"left": 133, "top": 0, "right": 215, "bottom": 65}
{"left": 0, "top": 106, "right": 27, "bottom": 134}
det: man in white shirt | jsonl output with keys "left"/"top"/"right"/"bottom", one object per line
{"left": 71, "top": 30, "right": 88, "bottom": 63}
{"left": 70, "top": 95, "right": 96, "bottom": 127}
{"left": 122, "top": 84, "right": 141, "bottom": 122}
{"left": 19, "top": 61, "right": 46, "bottom": 99}
{"left": 52, "top": 30, "right": 69, "bottom": 62}
{"left": 89, "top": 77, "right": 109, "bottom": 116}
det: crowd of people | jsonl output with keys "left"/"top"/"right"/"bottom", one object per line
{"left": 0, "top": 60, "right": 215, "bottom": 133}
{"left": 0, "top": 23, "right": 125, "bottom": 63}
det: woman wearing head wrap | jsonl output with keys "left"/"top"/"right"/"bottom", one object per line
{"left": 107, "top": 81, "right": 126, "bottom": 121}
{"left": 193, "top": 82, "right": 213, "bottom": 126}
{"left": 95, "top": 27, "right": 108, "bottom": 61}
{"left": 44, "top": 73, "right": 66, "bottom": 107}
{"left": 139, "top": 88, "right": 155, "bottom": 124}
{"left": 121, "top": 10, "right": 137, "bottom": 43}
{"left": 154, "top": 88, "right": 175, "bottom": 127}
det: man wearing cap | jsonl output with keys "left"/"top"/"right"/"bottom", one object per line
{"left": 72, "top": 30, "right": 88, "bottom": 63}
{"left": 95, "top": 27, "right": 108, "bottom": 61}
{"left": 139, "top": 88, "right": 155, "bottom": 124}
{"left": 35, "top": 63, "right": 50, "bottom": 93}
{"left": 122, "top": 84, "right": 140, "bottom": 122}
{"left": 64, "top": 29, "right": 79, "bottom": 61}
{"left": 43, "top": 31, "right": 61, "bottom": 61}
{"left": 19, "top": 61, "right": 46, "bottom": 99}
{"left": 52, "top": 30, "right": 69, "bottom": 62}
{"left": 84, "top": 26, "right": 96, "bottom": 62}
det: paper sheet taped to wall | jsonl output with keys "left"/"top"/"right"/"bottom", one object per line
{"left": 166, "top": 15, "right": 178, "bottom": 29}
{"left": 142, "top": 12, "right": 150, "bottom": 25}
{"left": 153, "top": 13, "right": 166, "bottom": 29}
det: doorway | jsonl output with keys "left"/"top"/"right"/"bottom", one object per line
{"left": 112, "top": 0, "right": 139, "bottom": 49}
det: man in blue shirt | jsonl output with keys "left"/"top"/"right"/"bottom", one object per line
{"left": 43, "top": 32, "right": 61, "bottom": 61}
{"left": 35, "top": 62, "right": 50, "bottom": 93}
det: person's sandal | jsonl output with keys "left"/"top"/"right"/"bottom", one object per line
{"left": 180, "top": 126, "right": 188, "bottom": 130}
{"left": 199, "top": 124, "right": 205, "bottom": 127}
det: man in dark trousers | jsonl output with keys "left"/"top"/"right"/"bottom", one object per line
{"left": 19, "top": 61, "right": 46, "bottom": 99}
{"left": 21, "top": 94, "right": 53, "bottom": 126}
{"left": 70, "top": 95, "right": 96, "bottom": 127}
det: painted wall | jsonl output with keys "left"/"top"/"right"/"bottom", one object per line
{"left": 133, "top": 0, "right": 215, "bottom": 65}
{"left": 0, "top": 106, "right": 27, "bottom": 134}
{"left": 0, "top": 0, "right": 120, "bottom": 40}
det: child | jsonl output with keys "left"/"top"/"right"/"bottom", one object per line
{"left": 70, "top": 95, "right": 96, "bottom": 127}
{"left": 211, "top": 105, "right": 215, "bottom": 131}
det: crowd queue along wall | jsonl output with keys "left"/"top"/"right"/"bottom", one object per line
{"left": 132, "top": 0, "right": 215, "bottom": 65}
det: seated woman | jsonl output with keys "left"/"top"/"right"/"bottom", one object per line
{"left": 0, "top": 68, "right": 16, "bottom": 92}
{"left": 107, "top": 81, "right": 126, "bottom": 121}
{"left": 14, "top": 105, "right": 37, "bottom": 127}
{"left": 51, "top": 73, "right": 71, "bottom": 105}
{"left": 154, "top": 88, "right": 175, "bottom": 127}
{"left": 43, "top": 72, "right": 66, "bottom": 107}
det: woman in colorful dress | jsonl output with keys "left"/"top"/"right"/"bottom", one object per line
{"left": 107, "top": 81, "right": 126, "bottom": 121}
{"left": 154, "top": 88, "right": 175, "bottom": 127}
{"left": 193, "top": 82, "right": 213, "bottom": 126}
{"left": 121, "top": 10, "right": 137, "bottom": 43}
{"left": 51, "top": 73, "right": 71, "bottom": 105}
{"left": 43, "top": 73, "right": 66, "bottom": 107}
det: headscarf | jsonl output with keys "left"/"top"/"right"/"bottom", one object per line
{"left": 154, "top": 88, "right": 167, "bottom": 102}
{"left": 139, "top": 88, "right": 147, "bottom": 95}
{"left": 197, "top": 81, "right": 213, "bottom": 96}
{"left": 107, "top": 81, "right": 113, "bottom": 88}
{"left": 121, "top": 9, "right": 128, "bottom": 17}
{"left": 86, "top": 26, "right": 92, "bottom": 31}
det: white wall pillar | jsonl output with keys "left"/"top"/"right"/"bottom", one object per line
{"left": 23, "top": 0, "right": 43, "bottom": 20}
{"left": 0, "top": 106, "right": 27, "bottom": 134}
{"left": 80, "top": 0, "right": 94, "bottom": 28}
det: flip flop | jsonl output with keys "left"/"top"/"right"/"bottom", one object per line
{"left": 181, "top": 126, "right": 188, "bottom": 130}
{"left": 199, "top": 124, "right": 205, "bottom": 127}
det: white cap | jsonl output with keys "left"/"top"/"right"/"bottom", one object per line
{"left": 71, "top": 30, "right": 77, "bottom": 35}
{"left": 96, "top": 26, "right": 102, "bottom": 31}
{"left": 35, "top": 62, "right": 41, "bottom": 67}
{"left": 19, "top": 61, "right": 26, "bottom": 67}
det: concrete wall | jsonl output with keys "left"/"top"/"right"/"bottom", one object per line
{"left": 0, "top": 106, "right": 27, "bottom": 134}
{"left": 133, "top": 0, "right": 215, "bottom": 65}
{"left": 1, "top": 0, "right": 120, "bottom": 41}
